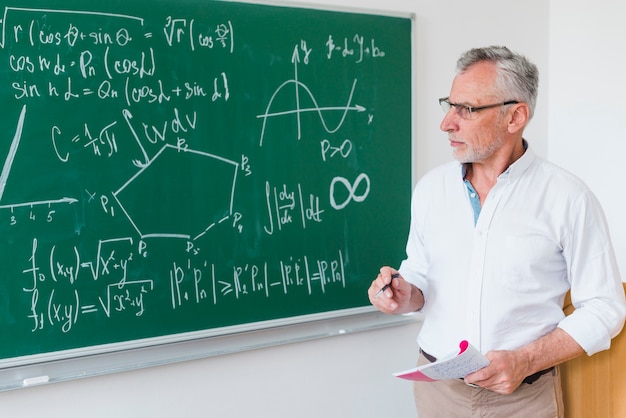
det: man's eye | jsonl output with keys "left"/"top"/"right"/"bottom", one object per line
{"left": 457, "top": 105, "right": 471, "bottom": 118}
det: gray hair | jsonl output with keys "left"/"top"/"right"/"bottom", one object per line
{"left": 456, "top": 46, "right": 539, "bottom": 119}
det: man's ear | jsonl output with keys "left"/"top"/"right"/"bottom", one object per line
{"left": 508, "top": 103, "right": 530, "bottom": 134}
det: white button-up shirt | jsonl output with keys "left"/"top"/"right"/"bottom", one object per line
{"left": 399, "top": 145, "right": 626, "bottom": 358}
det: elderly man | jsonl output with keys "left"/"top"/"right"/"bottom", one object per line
{"left": 369, "top": 46, "right": 626, "bottom": 417}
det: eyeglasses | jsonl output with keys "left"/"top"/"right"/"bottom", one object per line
{"left": 439, "top": 97, "right": 519, "bottom": 120}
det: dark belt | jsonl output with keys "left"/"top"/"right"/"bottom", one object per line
{"left": 420, "top": 349, "right": 554, "bottom": 385}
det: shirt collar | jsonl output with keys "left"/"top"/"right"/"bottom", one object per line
{"left": 499, "top": 139, "right": 534, "bottom": 181}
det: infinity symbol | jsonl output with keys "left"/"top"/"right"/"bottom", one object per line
{"left": 330, "top": 173, "right": 370, "bottom": 210}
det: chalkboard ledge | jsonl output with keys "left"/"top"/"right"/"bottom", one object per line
{"left": 0, "top": 308, "right": 421, "bottom": 391}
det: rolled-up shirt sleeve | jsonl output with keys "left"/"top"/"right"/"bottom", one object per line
{"left": 558, "top": 189, "right": 626, "bottom": 355}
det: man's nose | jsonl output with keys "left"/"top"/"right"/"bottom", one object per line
{"left": 439, "top": 108, "right": 458, "bottom": 132}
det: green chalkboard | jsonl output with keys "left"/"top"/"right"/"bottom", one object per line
{"left": 0, "top": 0, "right": 412, "bottom": 364}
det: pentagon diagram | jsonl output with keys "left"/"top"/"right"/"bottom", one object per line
{"left": 113, "top": 144, "right": 239, "bottom": 240}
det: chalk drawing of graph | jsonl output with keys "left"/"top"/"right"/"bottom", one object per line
{"left": 257, "top": 51, "right": 366, "bottom": 146}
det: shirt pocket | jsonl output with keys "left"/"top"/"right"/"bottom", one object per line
{"left": 495, "top": 233, "right": 564, "bottom": 293}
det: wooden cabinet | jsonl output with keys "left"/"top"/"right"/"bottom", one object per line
{"left": 561, "top": 283, "right": 626, "bottom": 418}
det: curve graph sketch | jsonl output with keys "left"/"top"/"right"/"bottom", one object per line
{"left": 257, "top": 45, "right": 366, "bottom": 146}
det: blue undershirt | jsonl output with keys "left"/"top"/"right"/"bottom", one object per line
{"left": 464, "top": 179, "right": 481, "bottom": 226}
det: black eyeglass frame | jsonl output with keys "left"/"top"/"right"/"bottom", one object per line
{"left": 438, "top": 97, "right": 519, "bottom": 119}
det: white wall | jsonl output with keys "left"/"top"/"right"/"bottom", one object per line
{"left": 548, "top": 0, "right": 626, "bottom": 277}
{"left": 17, "top": 0, "right": 626, "bottom": 417}
{"left": 0, "top": 321, "right": 424, "bottom": 418}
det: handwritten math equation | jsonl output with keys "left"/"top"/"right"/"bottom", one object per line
{"left": 0, "top": 4, "right": 399, "bottom": 340}
{"left": 22, "top": 236, "right": 346, "bottom": 334}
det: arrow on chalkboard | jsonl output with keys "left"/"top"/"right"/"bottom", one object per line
{"left": 0, "top": 105, "right": 27, "bottom": 203}
{"left": 260, "top": 104, "right": 366, "bottom": 119}
{"left": 0, "top": 197, "right": 78, "bottom": 210}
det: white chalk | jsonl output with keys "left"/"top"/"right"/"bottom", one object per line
{"left": 22, "top": 375, "right": 49, "bottom": 387}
